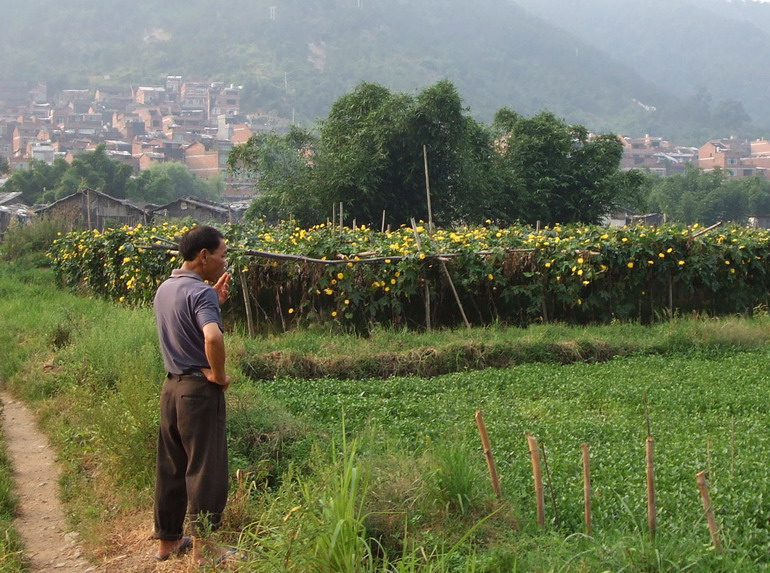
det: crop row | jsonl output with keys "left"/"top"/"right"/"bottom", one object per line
{"left": 48, "top": 220, "right": 770, "bottom": 328}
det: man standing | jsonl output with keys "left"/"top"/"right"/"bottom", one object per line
{"left": 152, "top": 225, "right": 234, "bottom": 565}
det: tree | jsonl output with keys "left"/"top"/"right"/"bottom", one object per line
{"left": 0, "top": 156, "right": 9, "bottom": 175}
{"left": 228, "top": 125, "right": 318, "bottom": 222}
{"left": 129, "top": 162, "right": 222, "bottom": 204}
{"left": 491, "top": 110, "right": 633, "bottom": 225}
{"left": 313, "top": 80, "right": 495, "bottom": 226}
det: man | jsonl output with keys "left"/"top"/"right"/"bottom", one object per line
{"left": 152, "top": 225, "right": 234, "bottom": 565}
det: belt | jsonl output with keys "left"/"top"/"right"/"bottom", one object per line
{"left": 177, "top": 369, "right": 206, "bottom": 378}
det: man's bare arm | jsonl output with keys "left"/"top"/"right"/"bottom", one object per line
{"left": 201, "top": 322, "right": 230, "bottom": 390}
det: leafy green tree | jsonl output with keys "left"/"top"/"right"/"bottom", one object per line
{"left": 3, "top": 158, "right": 68, "bottom": 204}
{"left": 128, "top": 162, "right": 222, "bottom": 205}
{"left": 0, "top": 156, "right": 9, "bottom": 175}
{"left": 228, "top": 125, "right": 318, "bottom": 222}
{"left": 52, "top": 145, "right": 134, "bottom": 200}
{"left": 491, "top": 109, "right": 633, "bottom": 225}
{"left": 314, "top": 80, "right": 495, "bottom": 226}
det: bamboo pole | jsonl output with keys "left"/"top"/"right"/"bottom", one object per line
{"left": 137, "top": 243, "right": 537, "bottom": 266}
{"left": 238, "top": 268, "right": 254, "bottom": 337}
{"left": 423, "top": 145, "right": 434, "bottom": 232}
{"left": 475, "top": 410, "right": 502, "bottom": 499}
{"left": 440, "top": 260, "right": 471, "bottom": 330}
{"left": 527, "top": 433, "right": 545, "bottom": 527}
{"left": 696, "top": 471, "right": 722, "bottom": 552}
{"left": 411, "top": 218, "right": 431, "bottom": 331}
{"left": 646, "top": 436, "right": 656, "bottom": 540}
{"left": 582, "top": 442, "right": 592, "bottom": 536}
{"left": 381, "top": 209, "right": 386, "bottom": 233}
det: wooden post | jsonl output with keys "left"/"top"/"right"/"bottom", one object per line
{"left": 339, "top": 202, "right": 344, "bottom": 230}
{"left": 423, "top": 145, "right": 434, "bottom": 232}
{"left": 527, "top": 433, "right": 545, "bottom": 527}
{"left": 646, "top": 436, "right": 656, "bottom": 540}
{"left": 475, "top": 410, "right": 502, "bottom": 499}
{"left": 381, "top": 209, "right": 386, "bottom": 233}
{"left": 582, "top": 442, "right": 592, "bottom": 536}
{"left": 696, "top": 471, "right": 722, "bottom": 552}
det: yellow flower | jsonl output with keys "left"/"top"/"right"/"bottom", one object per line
{"left": 390, "top": 278, "right": 396, "bottom": 285}
{"left": 648, "top": 260, "right": 654, "bottom": 265}
{"left": 288, "top": 308, "right": 294, "bottom": 314}
{"left": 384, "top": 287, "right": 390, "bottom": 292}
{"left": 385, "top": 259, "right": 391, "bottom": 264}
{"left": 344, "top": 299, "right": 350, "bottom": 305}
{"left": 337, "top": 272, "right": 345, "bottom": 279}
{"left": 544, "top": 262, "right": 551, "bottom": 268}
{"left": 488, "top": 274, "right": 494, "bottom": 280}
{"left": 730, "top": 268, "right": 736, "bottom": 274}
{"left": 577, "top": 269, "right": 584, "bottom": 276}
{"left": 678, "top": 260, "right": 685, "bottom": 266}
{"left": 666, "top": 247, "right": 673, "bottom": 253}
{"left": 577, "top": 298, "right": 583, "bottom": 305}
{"left": 725, "top": 260, "right": 731, "bottom": 265}
{"left": 582, "top": 280, "right": 590, "bottom": 285}
{"left": 627, "top": 262, "right": 635, "bottom": 269}
{"left": 577, "top": 257, "right": 584, "bottom": 264}
{"left": 419, "top": 253, "right": 426, "bottom": 260}
{"left": 324, "top": 288, "right": 333, "bottom": 295}
{"left": 658, "top": 253, "right": 665, "bottom": 258}
{"left": 331, "top": 311, "right": 337, "bottom": 317}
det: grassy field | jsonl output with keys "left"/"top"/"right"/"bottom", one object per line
{"left": 2, "top": 259, "right": 770, "bottom": 571}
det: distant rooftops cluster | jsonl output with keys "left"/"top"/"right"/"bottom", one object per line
{"left": 0, "top": 76, "right": 294, "bottom": 201}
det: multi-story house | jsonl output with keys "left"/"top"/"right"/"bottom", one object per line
{"left": 698, "top": 138, "right": 767, "bottom": 179}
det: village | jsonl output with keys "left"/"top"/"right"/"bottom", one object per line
{"left": 2, "top": 76, "right": 770, "bottom": 235}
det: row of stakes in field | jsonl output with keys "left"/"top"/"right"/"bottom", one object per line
{"left": 474, "top": 407, "right": 722, "bottom": 552}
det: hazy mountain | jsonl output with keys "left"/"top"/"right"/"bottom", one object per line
{"left": 0, "top": 0, "right": 766, "bottom": 142}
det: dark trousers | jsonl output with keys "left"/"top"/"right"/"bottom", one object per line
{"left": 153, "top": 373, "right": 228, "bottom": 540}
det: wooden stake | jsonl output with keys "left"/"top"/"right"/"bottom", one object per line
{"left": 646, "top": 436, "right": 656, "bottom": 540}
{"left": 539, "top": 441, "right": 559, "bottom": 524}
{"left": 474, "top": 410, "right": 502, "bottom": 499}
{"left": 696, "top": 471, "right": 722, "bottom": 552}
{"left": 527, "top": 433, "right": 545, "bottom": 527}
{"left": 582, "top": 442, "right": 592, "bottom": 536}
{"left": 381, "top": 209, "right": 386, "bottom": 233}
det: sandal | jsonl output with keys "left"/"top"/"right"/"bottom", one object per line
{"left": 154, "top": 536, "right": 192, "bottom": 561}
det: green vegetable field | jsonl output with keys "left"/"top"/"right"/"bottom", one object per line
{"left": 258, "top": 348, "right": 770, "bottom": 570}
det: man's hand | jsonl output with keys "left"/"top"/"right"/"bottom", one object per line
{"left": 213, "top": 272, "right": 232, "bottom": 305}
{"left": 201, "top": 368, "right": 230, "bottom": 391}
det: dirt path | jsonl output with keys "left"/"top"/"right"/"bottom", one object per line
{"left": 1, "top": 392, "right": 95, "bottom": 572}
{"left": 1, "top": 392, "right": 207, "bottom": 573}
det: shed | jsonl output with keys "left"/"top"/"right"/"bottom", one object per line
{"left": 35, "top": 188, "right": 149, "bottom": 231}
{"left": 151, "top": 196, "right": 236, "bottom": 224}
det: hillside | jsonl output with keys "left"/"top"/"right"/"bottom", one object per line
{"left": 0, "top": 0, "right": 767, "bottom": 141}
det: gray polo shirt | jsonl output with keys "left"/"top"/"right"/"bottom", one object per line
{"left": 154, "top": 269, "right": 223, "bottom": 375}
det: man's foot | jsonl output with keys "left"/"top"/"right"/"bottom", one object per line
{"left": 154, "top": 536, "right": 192, "bottom": 561}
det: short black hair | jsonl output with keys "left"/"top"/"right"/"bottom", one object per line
{"left": 178, "top": 225, "right": 225, "bottom": 261}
